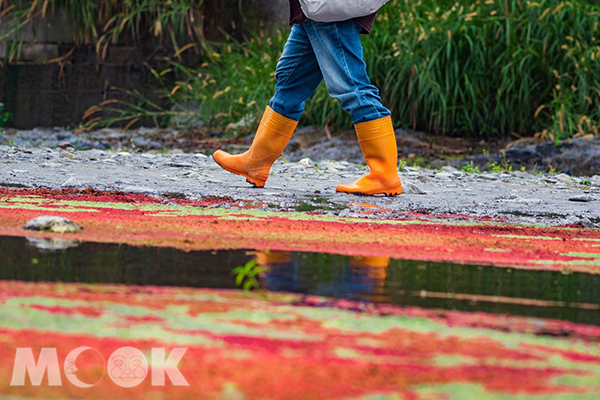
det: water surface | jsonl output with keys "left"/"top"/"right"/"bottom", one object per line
{"left": 1, "top": 235, "right": 598, "bottom": 325}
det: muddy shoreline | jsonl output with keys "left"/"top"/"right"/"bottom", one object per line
{"left": 1, "top": 133, "right": 599, "bottom": 227}
{"left": 2, "top": 126, "right": 600, "bottom": 175}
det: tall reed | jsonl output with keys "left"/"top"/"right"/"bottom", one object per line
{"left": 87, "top": 0, "right": 600, "bottom": 139}
{"left": 0, "top": 0, "right": 203, "bottom": 62}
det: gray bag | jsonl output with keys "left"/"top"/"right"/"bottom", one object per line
{"left": 298, "top": 0, "right": 390, "bottom": 22}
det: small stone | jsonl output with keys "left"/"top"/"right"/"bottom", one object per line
{"left": 179, "top": 171, "right": 200, "bottom": 178}
{"left": 481, "top": 173, "right": 500, "bottom": 180}
{"left": 441, "top": 166, "right": 459, "bottom": 173}
{"left": 85, "top": 149, "right": 107, "bottom": 159}
{"left": 555, "top": 173, "right": 572, "bottom": 183}
{"left": 61, "top": 177, "right": 81, "bottom": 187}
{"left": 41, "top": 162, "right": 61, "bottom": 168}
{"left": 435, "top": 172, "right": 453, "bottom": 180}
{"left": 569, "top": 195, "right": 597, "bottom": 202}
{"left": 402, "top": 182, "right": 427, "bottom": 195}
{"left": 122, "top": 186, "right": 157, "bottom": 195}
{"left": 58, "top": 142, "right": 74, "bottom": 149}
{"left": 403, "top": 167, "right": 420, "bottom": 172}
{"left": 131, "top": 136, "right": 151, "bottom": 148}
{"left": 24, "top": 216, "right": 82, "bottom": 233}
{"left": 167, "top": 162, "right": 195, "bottom": 168}
{"left": 299, "top": 158, "right": 314, "bottom": 167}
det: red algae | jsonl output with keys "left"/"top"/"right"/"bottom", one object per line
{"left": 0, "top": 189, "right": 599, "bottom": 273}
{"left": 1, "top": 281, "right": 600, "bottom": 400}
{"left": 1, "top": 189, "right": 600, "bottom": 399}
{"left": 27, "top": 304, "right": 103, "bottom": 318}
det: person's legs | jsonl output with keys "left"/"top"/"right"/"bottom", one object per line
{"left": 269, "top": 24, "right": 324, "bottom": 120}
{"left": 302, "top": 19, "right": 390, "bottom": 124}
{"left": 213, "top": 24, "right": 323, "bottom": 188}
{"left": 304, "top": 19, "right": 402, "bottom": 196}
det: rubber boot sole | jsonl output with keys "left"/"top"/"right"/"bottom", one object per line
{"left": 213, "top": 158, "right": 266, "bottom": 188}
{"left": 336, "top": 185, "right": 403, "bottom": 197}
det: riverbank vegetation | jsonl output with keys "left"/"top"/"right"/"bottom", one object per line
{"left": 0, "top": 0, "right": 203, "bottom": 62}
{"left": 125, "top": 0, "right": 599, "bottom": 141}
{"left": 2, "top": 0, "right": 598, "bottom": 140}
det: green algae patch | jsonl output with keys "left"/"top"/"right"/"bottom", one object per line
{"left": 493, "top": 234, "right": 563, "bottom": 241}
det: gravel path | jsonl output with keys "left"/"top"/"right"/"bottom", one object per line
{"left": 1, "top": 144, "right": 599, "bottom": 227}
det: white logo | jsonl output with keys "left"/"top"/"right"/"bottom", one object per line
{"left": 10, "top": 347, "right": 189, "bottom": 388}
{"left": 64, "top": 346, "right": 105, "bottom": 388}
{"left": 108, "top": 347, "right": 148, "bottom": 388}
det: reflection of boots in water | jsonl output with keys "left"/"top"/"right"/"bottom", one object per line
{"left": 255, "top": 251, "right": 294, "bottom": 291}
{"left": 349, "top": 256, "right": 390, "bottom": 301}
{"left": 255, "top": 251, "right": 293, "bottom": 268}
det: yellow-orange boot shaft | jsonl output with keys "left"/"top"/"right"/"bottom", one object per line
{"left": 213, "top": 107, "right": 298, "bottom": 188}
{"left": 336, "top": 116, "right": 403, "bottom": 196}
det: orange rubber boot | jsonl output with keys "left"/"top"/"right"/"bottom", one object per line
{"left": 336, "top": 116, "right": 403, "bottom": 196}
{"left": 213, "top": 107, "right": 298, "bottom": 188}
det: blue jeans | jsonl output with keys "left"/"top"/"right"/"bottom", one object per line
{"left": 268, "top": 19, "right": 391, "bottom": 124}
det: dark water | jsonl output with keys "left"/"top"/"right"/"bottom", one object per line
{"left": 1, "top": 235, "right": 599, "bottom": 325}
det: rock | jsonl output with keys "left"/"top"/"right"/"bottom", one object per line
{"left": 131, "top": 136, "right": 152, "bottom": 148}
{"left": 555, "top": 173, "right": 572, "bottom": 183}
{"left": 24, "top": 216, "right": 82, "bottom": 233}
{"left": 226, "top": 115, "right": 256, "bottom": 131}
{"left": 435, "top": 172, "right": 453, "bottom": 180}
{"left": 502, "top": 137, "right": 600, "bottom": 176}
{"left": 179, "top": 171, "right": 200, "bottom": 178}
{"left": 441, "top": 166, "right": 459, "bottom": 173}
{"left": 85, "top": 149, "right": 107, "bottom": 159}
{"left": 58, "top": 142, "right": 74, "bottom": 150}
{"left": 503, "top": 146, "right": 538, "bottom": 164}
{"left": 167, "top": 162, "right": 195, "bottom": 168}
{"left": 41, "top": 162, "right": 61, "bottom": 168}
{"left": 299, "top": 158, "right": 314, "bottom": 167}
{"left": 481, "top": 173, "right": 500, "bottom": 180}
{"left": 61, "top": 177, "right": 81, "bottom": 187}
{"left": 569, "top": 195, "right": 597, "bottom": 202}
{"left": 402, "top": 182, "right": 427, "bottom": 195}
{"left": 403, "top": 167, "right": 421, "bottom": 172}
{"left": 122, "top": 186, "right": 157, "bottom": 195}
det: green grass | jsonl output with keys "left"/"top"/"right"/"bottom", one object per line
{"left": 0, "top": 102, "right": 12, "bottom": 128}
{"left": 460, "top": 162, "right": 480, "bottom": 174}
{"left": 85, "top": 0, "right": 600, "bottom": 140}
{"left": 0, "top": 0, "right": 203, "bottom": 63}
